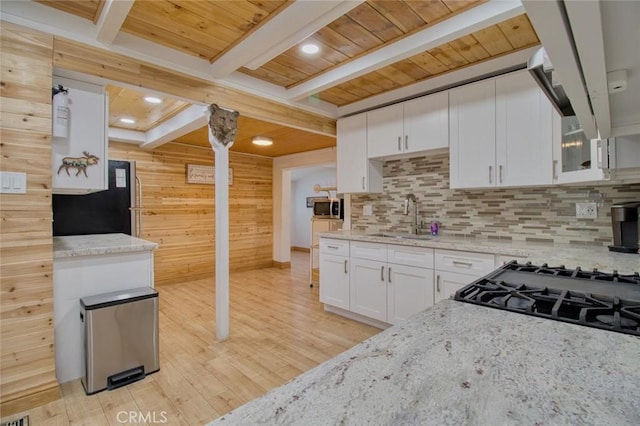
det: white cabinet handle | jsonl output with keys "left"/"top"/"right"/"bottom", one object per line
{"left": 361, "top": 176, "right": 365, "bottom": 190}
{"left": 436, "top": 274, "right": 441, "bottom": 292}
{"left": 397, "top": 136, "right": 401, "bottom": 151}
{"left": 404, "top": 135, "right": 408, "bottom": 150}
{"left": 499, "top": 165, "right": 503, "bottom": 183}
{"left": 381, "top": 266, "right": 385, "bottom": 281}
{"left": 344, "top": 259, "right": 348, "bottom": 274}
{"left": 489, "top": 165, "right": 493, "bottom": 184}
{"left": 388, "top": 267, "right": 392, "bottom": 283}
{"left": 553, "top": 160, "right": 558, "bottom": 181}
{"left": 452, "top": 260, "right": 473, "bottom": 267}
{"left": 327, "top": 245, "right": 339, "bottom": 249}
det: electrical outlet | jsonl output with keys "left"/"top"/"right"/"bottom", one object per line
{"left": 576, "top": 202, "right": 597, "bottom": 219}
{"left": 363, "top": 204, "right": 373, "bottom": 216}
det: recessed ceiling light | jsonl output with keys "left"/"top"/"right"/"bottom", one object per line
{"left": 120, "top": 118, "right": 136, "bottom": 124}
{"left": 252, "top": 136, "right": 273, "bottom": 146}
{"left": 143, "top": 96, "right": 162, "bottom": 104}
{"left": 301, "top": 43, "right": 320, "bottom": 55}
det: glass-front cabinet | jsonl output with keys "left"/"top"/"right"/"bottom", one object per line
{"left": 552, "top": 113, "right": 610, "bottom": 184}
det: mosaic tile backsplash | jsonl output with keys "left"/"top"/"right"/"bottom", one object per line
{"left": 351, "top": 153, "right": 640, "bottom": 246}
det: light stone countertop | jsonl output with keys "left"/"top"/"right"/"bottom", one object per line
{"left": 320, "top": 230, "right": 640, "bottom": 274}
{"left": 210, "top": 300, "right": 640, "bottom": 426}
{"left": 53, "top": 233, "right": 158, "bottom": 259}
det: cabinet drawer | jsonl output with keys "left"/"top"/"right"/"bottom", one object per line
{"left": 350, "top": 241, "right": 387, "bottom": 262}
{"left": 434, "top": 249, "right": 495, "bottom": 276}
{"left": 387, "top": 245, "right": 434, "bottom": 269}
{"left": 319, "top": 238, "right": 349, "bottom": 256}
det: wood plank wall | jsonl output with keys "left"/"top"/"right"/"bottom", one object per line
{"left": 109, "top": 142, "right": 273, "bottom": 286}
{"left": 0, "top": 22, "right": 60, "bottom": 416}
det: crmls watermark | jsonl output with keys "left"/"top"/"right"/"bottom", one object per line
{"left": 116, "top": 411, "right": 168, "bottom": 424}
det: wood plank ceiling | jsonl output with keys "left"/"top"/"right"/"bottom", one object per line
{"left": 33, "top": 0, "right": 540, "bottom": 155}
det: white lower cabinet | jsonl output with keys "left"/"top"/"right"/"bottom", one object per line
{"left": 336, "top": 240, "right": 434, "bottom": 325}
{"left": 434, "top": 249, "right": 496, "bottom": 303}
{"left": 350, "top": 257, "right": 387, "bottom": 322}
{"left": 434, "top": 271, "right": 478, "bottom": 303}
{"left": 319, "top": 239, "right": 350, "bottom": 310}
{"left": 388, "top": 264, "right": 434, "bottom": 324}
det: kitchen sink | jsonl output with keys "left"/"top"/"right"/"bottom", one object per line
{"left": 368, "top": 232, "right": 434, "bottom": 240}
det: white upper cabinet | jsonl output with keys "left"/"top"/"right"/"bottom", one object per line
{"left": 337, "top": 113, "right": 383, "bottom": 194}
{"left": 449, "top": 78, "right": 496, "bottom": 189}
{"left": 367, "top": 91, "right": 449, "bottom": 160}
{"left": 495, "top": 71, "right": 552, "bottom": 186}
{"left": 450, "top": 71, "right": 553, "bottom": 189}
{"left": 52, "top": 76, "right": 108, "bottom": 194}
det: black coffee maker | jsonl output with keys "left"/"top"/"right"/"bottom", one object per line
{"left": 608, "top": 202, "right": 640, "bottom": 253}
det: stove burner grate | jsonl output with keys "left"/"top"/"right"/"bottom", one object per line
{"left": 455, "top": 261, "right": 640, "bottom": 337}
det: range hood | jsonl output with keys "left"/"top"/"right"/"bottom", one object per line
{"left": 527, "top": 47, "right": 575, "bottom": 117}
{"left": 523, "top": 0, "right": 640, "bottom": 139}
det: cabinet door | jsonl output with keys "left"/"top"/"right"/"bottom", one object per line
{"left": 319, "top": 253, "right": 350, "bottom": 310}
{"left": 404, "top": 91, "right": 449, "bottom": 153}
{"left": 52, "top": 77, "right": 108, "bottom": 194}
{"left": 495, "top": 71, "right": 552, "bottom": 186}
{"left": 350, "top": 257, "right": 387, "bottom": 322}
{"left": 367, "top": 104, "right": 404, "bottom": 159}
{"left": 387, "top": 264, "right": 434, "bottom": 325}
{"left": 434, "top": 271, "right": 477, "bottom": 304}
{"left": 337, "top": 114, "right": 383, "bottom": 193}
{"left": 449, "top": 79, "right": 496, "bottom": 188}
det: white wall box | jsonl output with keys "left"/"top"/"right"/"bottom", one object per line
{"left": 53, "top": 251, "right": 154, "bottom": 384}
{"left": 450, "top": 71, "right": 553, "bottom": 189}
{"left": 52, "top": 76, "right": 108, "bottom": 194}
{"left": 319, "top": 238, "right": 350, "bottom": 310}
{"left": 367, "top": 91, "right": 449, "bottom": 160}
{"left": 337, "top": 113, "right": 383, "bottom": 194}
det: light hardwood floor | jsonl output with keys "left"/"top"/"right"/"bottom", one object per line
{"left": 2, "top": 252, "right": 379, "bottom": 425}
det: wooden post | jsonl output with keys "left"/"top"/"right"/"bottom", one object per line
{"left": 205, "top": 105, "right": 239, "bottom": 341}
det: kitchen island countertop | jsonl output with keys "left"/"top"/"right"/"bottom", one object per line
{"left": 53, "top": 233, "right": 158, "bottom": 258}
{"left": 210, "top": 299, "right": 640, "bottom": 425}
{"left": 319, "top": 230, "right": 639, "bottom": 273}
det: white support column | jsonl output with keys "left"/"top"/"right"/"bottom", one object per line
{"left": 212, "top": 145, "right": 229, "bottom": 340}
{"left": 205, "top": 104, "right": 238, "bottom": 341}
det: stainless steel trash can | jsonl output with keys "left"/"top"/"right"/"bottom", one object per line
{"left": 80, "top": 287, "right": 159, "bottom": 395}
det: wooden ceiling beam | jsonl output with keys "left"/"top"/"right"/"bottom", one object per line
{"left": 210, "top": 0, "right": 365, "bottom": 79}
{"left": 287, "top": 0, "right": 524, "bottom": 101}
{"left": 52, "top": 37, "right": 336, "bottom": 136}
{"left": 95, "top": 0, "right": 134, "bottom": 44}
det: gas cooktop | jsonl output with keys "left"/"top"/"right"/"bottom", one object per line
{"left": 454, "top": 261, "right": 640, "bottom": 337}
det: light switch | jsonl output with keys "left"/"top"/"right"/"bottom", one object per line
{"left": 115, "top": 168, "right": 127, "bottom": 188}
{"left": 0, "top": 172, "right": 27, "bottom": 194}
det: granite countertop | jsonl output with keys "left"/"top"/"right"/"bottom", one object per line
{"left": 53, "top": 233, "right": 158, "bottom": 258}
{"left": 320, "top": 230, "right": 639, "bottom": 274}
{"left": 211, "top": 300, "right": 640, "bottom": 425}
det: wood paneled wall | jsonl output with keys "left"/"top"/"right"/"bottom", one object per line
{"left": 109, "top": 142, "right": 273, "bottom": 286}
{"left": 0, "top": 22, "right": 59, "bottom": 416}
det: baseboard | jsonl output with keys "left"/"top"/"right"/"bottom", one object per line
{"left": 323, "top": 305, "right": 390, "bottom": 330}
{"left": 272, "top": 260, "right": 291, "bottom": 269}
{"left": 0, "top": 384, "right": 60, "bottom": 417}
{"left": 291, "top": 246, "right": 310, "bottom": 253}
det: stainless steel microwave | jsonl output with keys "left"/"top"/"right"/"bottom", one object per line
{"left": 312, "top": 198, "right": 343, "bottom": 219}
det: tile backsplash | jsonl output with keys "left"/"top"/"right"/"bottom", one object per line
{"left": 351, "top": 153, "right": 640, "bottom": 246}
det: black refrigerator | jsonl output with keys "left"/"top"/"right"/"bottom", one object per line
{"left": 53, "top": 160, "right": 139, "bottom": 236}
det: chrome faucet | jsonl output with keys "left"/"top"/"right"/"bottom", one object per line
{"left": 403, "top": 193, "right": 419, "bottom": 234}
